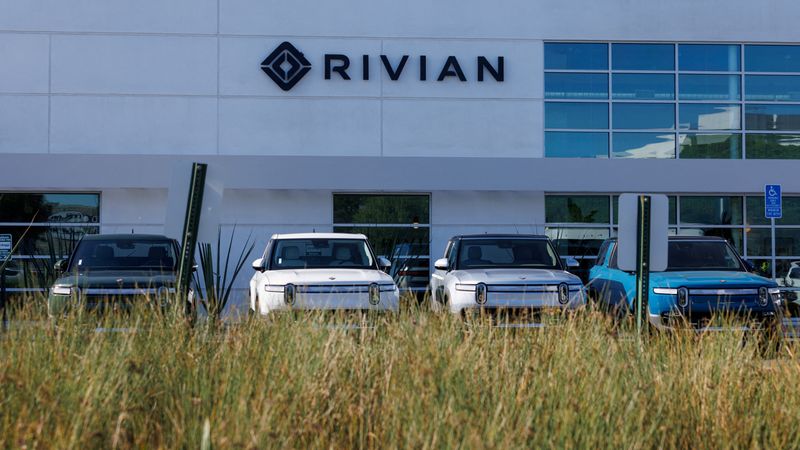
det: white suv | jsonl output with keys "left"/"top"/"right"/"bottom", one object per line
{"left": 430, "top": 234, "right": 585, "bottom": 321}
{"left": 249, "top": 233, "right": 399, "bottom": 315}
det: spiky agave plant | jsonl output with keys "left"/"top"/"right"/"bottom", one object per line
{"left": 195, "top": 225, "right": 256, "bottom": 324}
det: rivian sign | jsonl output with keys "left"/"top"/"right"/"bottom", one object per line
{"left": 260, "top": 41, "right": 505, "bottom": 91}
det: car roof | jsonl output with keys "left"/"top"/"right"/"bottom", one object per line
{"left": 606, "top": 235, "right": 727, "bottom": 242}
{"left": 82, "top": 234, "right": 173, "bottom": 241}
{"left": 454, "top": 234, "right": 549, "bottom": 240}
{"left": 271, "top": 232, "right": 368, "bottom": 240}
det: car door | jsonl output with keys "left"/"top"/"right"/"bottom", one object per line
{"left": 431, "top": 240, "right": 454, "bottom": 303}
{"left": 604, "top": 243, "right": 636, "bottom": 313}
{"left": 587, "top": 240, "right": 612, "bottom": 302}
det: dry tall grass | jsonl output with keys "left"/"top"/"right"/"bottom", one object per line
{"left": 1, "top": 301, "right": 798, "bottom": 449}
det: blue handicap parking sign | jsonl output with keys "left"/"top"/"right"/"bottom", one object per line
{"left": 765, "top": 184, "right": 782, "bottom": 219}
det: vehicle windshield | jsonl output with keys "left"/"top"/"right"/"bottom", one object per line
{"left": 71, "top": 239, "right": 177, "bottom": 271}
{"left": 666, "top": 240, "right": 744, "bottom": 271}
{"left": 270, "top": 238, "right": 376, "bottom": 270}
{"left": 457, "top": 238, "right": 561, "bottom": 270}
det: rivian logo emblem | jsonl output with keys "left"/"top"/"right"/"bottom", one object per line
{"left": 260, "top": 41, "right": 311, "bottom": 91}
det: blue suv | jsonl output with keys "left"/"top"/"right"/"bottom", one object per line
{"left": 588, "top": 236, "right": 782, "bottom": 331}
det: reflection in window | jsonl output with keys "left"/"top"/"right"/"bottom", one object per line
{"left": 612, "top": 43, "right": 674, "bottom": 71}
{"left": 333, "top": 194, "right": 429, "bottom": 224}
{"left": 545, "top": 73, "right": 608, "bottom": 99}
{"left": 745, "top": 104, "right": 800, "bottom": 131}
{"left": 679, "top": 74, "right": 741, "bottom": 101}
{"left": 745, "top": 75, "right": 800, "bottom": 102}
{"left": 545, "top": 132, "right": 608, "bottom": 158}
{"left": 680, "top": 196, "right": 743, "bottom": 226}
{"left": 613, "top": 103, "right": 674, "bottom": 129}
{"left": 545, "top": 195, "right": 610, "bottom": 223}
{"left": 679, "top": 44, "right": 741, "bottom": 72}
{"left": 678, "top": 104, "right": 740, "bottom": 130}
{"left": 747, "top": 196, "right": 800, "bottom": 226}
{"left": 612, "top": 74, "right": 675, "bottom": 100}
{"left": 745, "top": 134, "right": 800, "bottom": 159}
{"left": 545, "top": 102, "right": 608, "bottom": 129}
{"left": 745, "top": 45, "right": 800, "bottom": 73}
{"left": 678, "top": 229, "right": 743, "bottom": 253}
{"left": 0, "top": 193, "right": 100, "bottom": 223}
{"left": 612, "top": 132, "right": 675, "bottom": 158}
{"left": 544, "top": 43, "right": 608, "bottom": 70}
{"left": 678, "top": 134, "right": 741, "bottom": 159}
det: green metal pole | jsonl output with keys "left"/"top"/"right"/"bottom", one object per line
{"left": 177, "top": 163, "right": 207, "bottom": 320}
{"left": 635, "top": 195, "right": 651, "bottom": 336}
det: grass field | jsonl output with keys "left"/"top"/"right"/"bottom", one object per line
{"left": 1, "top": 301, "right": 799, "bottom": 449}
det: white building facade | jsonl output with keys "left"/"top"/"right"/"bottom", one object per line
{"left": 3, "top": 0, "right": 800, "bottom": 305}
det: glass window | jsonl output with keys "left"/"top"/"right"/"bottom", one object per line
{"left": 270, "top": 238, "right": 375, "bottom": 270}
{"left": 612, "top": 43, "right": 674, "bottom": 71}
{"left": 745, "top": 45, "right": 800, "bottom": 73}
{"left": 0, "top": 193, "right": 100, "bottom": 223}
{"left": 776, "top": 229, "right": 800, "bottom": 256}
{"left": 70, "top": 237, "right": 177, "bottom": 272}
{"left": 679, "top": 74, "right": 741, "bottom": 101}
{"left": 545, "top": 73, "right": 608, "bottom": 99}
{"left": 545, "top": 102, "right": 608, "bottom": 129}
{"left": 678, "top": 104, "right": 740, "bottom": 130}
{"left": 680, "top": 196, "right": 743, "bottom": 226}
{"left": 745, "top": 75, "right": 800, "bottom": 102}
{"left": 613, "top": 103, "right": 674, "bottom": 129}
{"left": 612, "top": 74, "right": 674, "bottom": 100}
{"left": 545, "top": 131, "right": 609, "bottom": 158}
{"left": 676, "top": 229, "right": 743, "bottom": 254}
{"left": 679, "top": 44, "right": 741, "bottom": 72}
{"left": 746, "top": 228, "right": 772, "bottom": 256}
{"left": 612, "top": 132, "right": 675, "bottom": 158}
{"left": 745, "top": 104, "right": 800, "bottom": 131}
{"left": 545, "top": 195, "right": 610, "bottom": 223}
{"left": 545, "top": 227, "right": 611, "bottom": 259}
{"left": 0, "top": 226, "right": 99, "bottom": 258}
{"left": 456, "top": 238, "right": 560, "bottom": 270}
{"left": 747, "top": 196, "right": 800, "bottom": 226}
{"left": 666, "top": 240, "right": 744, "bottom": 271}
{"left": 544, "top": 43, "right": 608, "bottom": 70}
{"left": 678, "top": 133, "right": 742, "bottom": 159}
{"left": 333, "top": 194, "right": 429, "bottom": 224}
{"left": 745, "top": 134, "right": 800, "bottom": 159}
{"left": 614, "top": 195, "right": 677, "bottom": 224}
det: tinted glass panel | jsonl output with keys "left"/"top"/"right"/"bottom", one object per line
{"left": 745, "top": 104, "right": 800, "bottom": 131}
{"left": 0, "top": 193, "right": 100, "bottom": 223}
{"left": 613, "top": 195, "right": 677, "bottom": 224}
{"left": 746, "top": 228, "right": 772, "bottom": 256}
{"left": 679, "top": 44, "right": 741, "bottom": 71}
{"left": 745, "top": 134, "right": 800, "bottom": 159}
{"left": 676, "top": 229, "right": 743, "bottom": 253}
{"left": 679, "top": 74, "right": 741, "bottom": 100}
{"left": 545, "top": 131, "right": 608, "bottom": 158}
{"left": 612, "top": 43, "right": 674, "bottom": 71}
{"left": 747, "top": 196, "right": 800, "bottom": 225}
{"left": 545, "top": 195, "right": 610, "bottom": 223}
{"left": 612, "top": 132, "right": 675, "bottom": 158}
{"left": 456, "top": 238, "right": 560, "bottom": 270}
{"left": 612, "top": 74, "right": 674, "bottom": 100}
{"left": 545, "top": 73, "right": 608, "bottom": 99}
{"left": 333, "top": 194, "right": 429, "bottom": 224}
{"left": 613, "top": 103, "right": 674, "bottom": 129}
{"left": 678, "top": 133, "right": 742, "bottom": 159}
{"left": 745, "top": 75, "right": 800, "bottom": 101}
{"left": 545, "top": 227, "right": 610, "bottom": 258}
{"left": 752, "top": 229, "right": 800, "bottom": 257}
{"left": 545, "top": 102, "right": 608, "bottom": 129}
{"left": 746, "top": 45, "right": 800, "bottom": 73}
{"left": 680, "top": 196, "right": 743, "bottom": 225}
{"left": 678, "top": 104, "right": 740, "bottom": 130}
{"left": 544, "top": 43, "right": 608, "bottom": 70}
{"left": 71, "top": 238, "right": 177, "bottom": 271}
{"left": 0, "top": 226, "right": 98, "bottom": 257}
{"left": 666, "top": 240, "right": 743, "bottom": 271}
{"left": 270, "top": 238, "right": 375, "bottom": 270}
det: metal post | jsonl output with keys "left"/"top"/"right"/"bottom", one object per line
{"left": 771, "top": 217, "right": 776, "bottom": 279}
{"left": 177, "top": 163, "right": 207, "bottom": 319}
{"left": 635, "top": 195, "right": 651, "bottom": 335}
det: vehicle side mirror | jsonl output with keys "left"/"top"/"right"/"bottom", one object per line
{"left": 378, "top": 256, "right": 392, "bottom": 272}
{"left": 565, "top": 257, "right": 580, "bottom": 269}
{"left": 251, "top": 258, "right": 264, "bottom": 271}
{"left": 434, "top": 258, "right": 449, "bottom": 271}
{"left": 742, "top": 259, "right": 756, "bottom": 273}
{"left": 54, "top": 259, "right": 67, "bottom": 273}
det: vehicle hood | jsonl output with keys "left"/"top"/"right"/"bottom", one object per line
{"left": 53, "top": 270, "right": 177, "bottom": 289}
{"left": 451, "top": 268, "right": 582, "bottom": 285}
{"left": 649, "top": 270, "right": 776, "bottom": 289}
{"left": 263, "top": 268, "right": 395, "bottom": 286}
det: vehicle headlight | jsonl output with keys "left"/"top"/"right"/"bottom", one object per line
{"left": 677, "top": 287, "right": 689, "bottom": 308}
{"left": 284, "top": 283, "right": 296, "bottom": 306}
{"left": 51, "top": 285, "right": 73, "bottom": 296}
{"left": 558, "top": 283, "right": 570, "bottom": 305}
{"left": 758, "top": 286, "right": 769, "bottom": 306}
{"left": 475, "top": 283, "right": 487, "bottom": 305}
{"left": 455, "top": 284, "right": 476, "bottom": 292}
{"left": 653, "top": 288, "right": 678, "bottom": 295}
{"left": 768, "top": 287, "right": 782, "bottom": 305}
{"left": 369, "top": 283, "right": 380, "bottom": 305}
